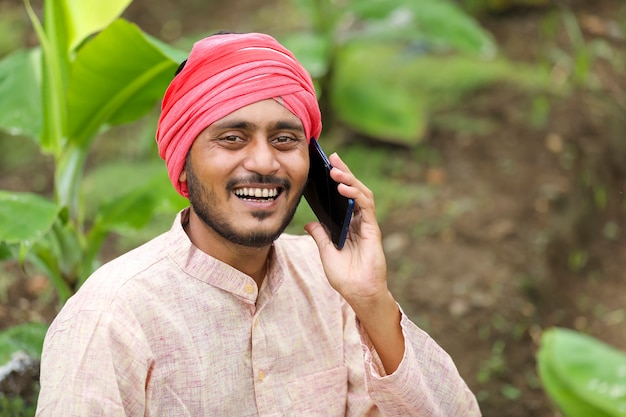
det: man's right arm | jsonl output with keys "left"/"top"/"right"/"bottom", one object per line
{"left": 356, "top": 308, "right": 481, "bottom": 416}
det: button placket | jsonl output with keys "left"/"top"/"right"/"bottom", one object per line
{"left": 251, "top": 311, "right": 270, "bottom": 412}
{"left": 251, "top": 314, "right": 265, "bottom": 379}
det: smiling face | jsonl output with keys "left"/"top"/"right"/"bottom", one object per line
{"left": 180, "top": 99, "right": 310, "bottom": 248}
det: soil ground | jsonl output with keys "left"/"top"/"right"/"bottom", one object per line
{"left": 1, "top": 0, "right": 626, "bottom": 416}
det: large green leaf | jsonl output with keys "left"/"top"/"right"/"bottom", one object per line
{"left": 332, "top": 43, "right": 427, "bottom": 145}
{"left": 348, "top": 0, "right": 496, "bottom": 56}
{"left": 538, "top": 327, "right": 626, "bottom": 417}
{"left": 67, "top": 19, "right": 186, "bottom": 148}
{"left": 408, "top": 0, "right": 496, "bottom": 56}
{"left": 0, "top": 322, "right": 48, "bottom": 363}
{"left": 538, "top": 332, "right": 612, "bottom": 417}
{"left": 61, "top": 0, "right": 133, "bottom": 52}
{"left": 332, "top": 41, "right": 550, "bottom": 145}
{"left": 0, "top": 48, "right": 42, "bottom": 140}
{"left": 0, "top": 191, "right": 59, "bottom": 244}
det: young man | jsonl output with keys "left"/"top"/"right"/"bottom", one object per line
{"left": 36, "top": 32, "right": 481, "bottom": 416}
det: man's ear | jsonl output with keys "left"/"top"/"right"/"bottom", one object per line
{"left": 179, "top": 166, "right": 187, "bottom": 183}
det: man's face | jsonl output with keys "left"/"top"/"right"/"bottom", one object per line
{"left": 180, "top": 99, "right": 310, "bottom": 248}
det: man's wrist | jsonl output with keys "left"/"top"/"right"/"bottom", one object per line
{"left": 353, "top": 291, "right": 405, "bottom": 374}
{"left": 350, "top": 290, "right": 398, "bottom": 327}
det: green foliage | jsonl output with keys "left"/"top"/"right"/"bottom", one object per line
{"left": 338, "top": 145, "right": 435, "bottom": 220}
{"left": 280, "top": 0, "right": 550, "bottom": 145}
{"left": 0, "top": 192, "right": 60, "bottom": 245}
{"left": 0, "top": 394, "right": 37, "bottom": 417}
{"left": 0, "top": 323, "right": 47, "bottom": 362}
{"left": 332, "top": 43, "right": 547, "bottom": 145}
{"left": 0, "top": 49, "right": 42, "bottom": 139}
{"left": 0, "top": 0, "right": 188, "bottom": 306}
{"left": 538, "top": 327, "right": 626, "bottom": 417}
{"left": 0, "top": 323, "right": 46, "bottom": 417}
{"left": 477, "top": 339, "right": 507, "bottom": 384}
{"left": 0, "top": 4, "right": 190, "bottom": 403}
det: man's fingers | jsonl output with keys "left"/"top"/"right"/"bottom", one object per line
{"left": 304, "top": 222, "right": 335, "bottom": 251}
{"left": 328, "top": 152, "right": 351, "bottom": 174}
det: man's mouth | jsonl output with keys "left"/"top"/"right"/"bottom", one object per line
{"left": 233, "top": 187, "right": 282, "bottom": 202}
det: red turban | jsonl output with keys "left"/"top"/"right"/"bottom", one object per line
{"left": 156, "top": 32, "right": 322, "bottom": 198}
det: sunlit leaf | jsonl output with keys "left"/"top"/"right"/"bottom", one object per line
{"left": 0, "top": 48, "right": 42, "bottom": 140}
{"left": 61, "top": 0, "right": 133, "bottom": 52}
{"left": 0, "top": 191, "right": 59, "bottom": 244}
{"left": 538, "top": 353, "right": 610, "bottom": 417}
{"left": 67, "top": 19, "right": 186, "bottom": 148}
{"left": 538, "top": 327, "right": 626, "bottom": 417}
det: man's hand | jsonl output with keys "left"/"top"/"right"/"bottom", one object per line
{"left": 304, "top": 153, "right": 405, "bottom": 374}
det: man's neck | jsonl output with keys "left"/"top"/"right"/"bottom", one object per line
{"left": 183, "top": 209, "right": 272, "bottom": 287}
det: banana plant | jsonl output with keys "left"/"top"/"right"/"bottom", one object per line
{"left": 278, "top": 0, "right": 551, "bottom": 146}
{"left": 538, "top": 327, "right": 626, "bottom": 417}
{"left": 0, "top": 0, "right": 187, "bottom": 303}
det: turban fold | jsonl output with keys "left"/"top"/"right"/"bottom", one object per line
{"left": 156, "top": 32, "right": 322, "bottom": 198}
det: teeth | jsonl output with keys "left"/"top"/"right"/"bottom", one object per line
{"left": 234, "top": 188, "right": 279, "bottom": 198}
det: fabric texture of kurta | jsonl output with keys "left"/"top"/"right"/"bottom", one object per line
{"left": 36, "top": 208, "right": 480, "bottom": 416}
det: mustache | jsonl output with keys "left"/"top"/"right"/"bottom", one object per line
{"left": 226, "top": 174, "right": 291, "bottom": 191}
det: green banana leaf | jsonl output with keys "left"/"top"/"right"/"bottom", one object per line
{"left": 0, "top": 49, "right": 42, "bottom": 140}
{"left": 67, "top": 19, "right": 186, "bottom": 148}
{"left": 538, "top": 327, "right": 626, "bottom": 417}
{"left": 60, "top": 0, "right": 134, "bottom": 53}
{"left": 0, "top": 191, "right": 59, "bottom": 244}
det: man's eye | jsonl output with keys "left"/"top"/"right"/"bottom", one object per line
{"left": 272, "top": 135, "right": 298, "bottom": 145}
{"left": 219, "top": 135, "right": 245, "bottom": 144}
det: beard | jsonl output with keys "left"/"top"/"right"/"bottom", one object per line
{"left": 185, "top": 157, "right": 302, "bottom": 248}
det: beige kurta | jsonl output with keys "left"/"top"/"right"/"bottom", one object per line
{"left": 36, "top": 208, "right": 480, "bottom": 416}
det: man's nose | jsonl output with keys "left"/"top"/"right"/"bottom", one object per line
{"left": 242, "top": 139, "right": 280, "bottom": 175}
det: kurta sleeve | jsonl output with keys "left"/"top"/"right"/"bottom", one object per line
{"left": 35, "top": 308, "right": 152, "bottom": 417}
{"left": 356, "top": 307, "right": 481, "bottom": 416}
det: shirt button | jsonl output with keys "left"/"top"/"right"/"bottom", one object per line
{"left": 244, "top": 283, "right": 255, "bottom": 294}
{"left": 258, "top": 370, "right": 265, "bottom": 381}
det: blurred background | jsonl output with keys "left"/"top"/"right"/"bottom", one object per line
{"left": 0, "top": 0, "right": 625, "bottom": 415}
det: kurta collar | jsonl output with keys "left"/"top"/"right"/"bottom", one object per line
{"left": 165, "top": 208, "right": 285, "bottom": 306}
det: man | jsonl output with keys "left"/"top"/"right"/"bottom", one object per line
{"left": 36, "top": 32, "right": 481, "bottom": 416}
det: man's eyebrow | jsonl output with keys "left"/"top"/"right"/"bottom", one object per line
{"left": 211, "top": 120, "right": 253, "bottom": 130}
{"left": 270, "top": 120, "right": 304, "bottom": 132}
{"left": 210, "top": 119, "right": 304, "bottom": 132}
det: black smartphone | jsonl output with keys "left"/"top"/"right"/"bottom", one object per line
{"left": 302, "top": 139, "right": 355, "bottom": 249}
